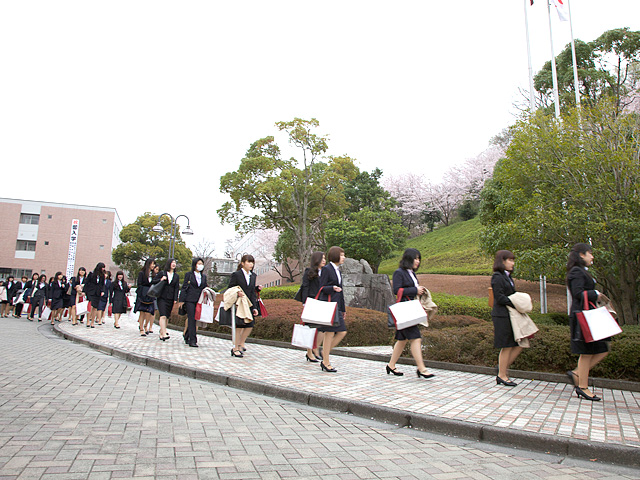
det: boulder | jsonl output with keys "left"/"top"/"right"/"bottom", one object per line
{"left": 341, "top": 258, "right": 394, "bottom": 312}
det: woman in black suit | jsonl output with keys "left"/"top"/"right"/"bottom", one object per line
{"left": 178, "top": 257, "right": 207, "bottom": 347}
{"left": 69, "top": 267, "right": 87, "bottom": 325}
{"left": 566, "top": 243, "right": 610, "bottom": 401}
{"left": 47, "top": 272, "right": 67, "bottom": 325}
{"left": 317, "top": 246, "right": 348, "bottom": 373}
{"left": 28, "top": 275, "right": 48, "bottom": 321}
{"left": 153, "top": 258, "right": 180, "bottom": 341}
{"left": 491, "top": 250, "right": 522, "bottom": 387}
{"left": 109, "top": 271, "right": 130, "bottom": 329}
{"left": 228, "top": 254, "right": 263, "bottom": 357}
{"left": 84, "top": 263, "right": 106, "bottom": 328}
{"left": 0, "top": 276, "right": 15, "bottom": 318}
{"left": 135, "top": 258, "right": 156, "bottom": 336}
{"left": 300, "top": 252, "right": 326, "bottom": 362}
{"left": 386, "top": 248, "right": 435, "bottom": 379}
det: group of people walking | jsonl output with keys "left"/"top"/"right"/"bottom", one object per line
{"left": 3, "top": 242, "right": 615, "bottom": 401}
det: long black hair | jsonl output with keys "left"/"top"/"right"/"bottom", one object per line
{"left": 307, "top": 252, "right": 324, "bottom": 280}
{"left": 399, "top": 248, "right": 421, "bottom": 271}
{"left": 566, "top": 243, "right": 594, "bottom": 284}
{"left": 164, "top": 258, "right": 176, "bottom": 272}
{"left": 93, "top": 262, "right": 105, "bottom": 278}
{"left": 141, "top": 258, "right": 155, "bottom": 277}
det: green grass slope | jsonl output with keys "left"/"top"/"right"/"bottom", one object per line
{"left": 378, "top": 217, "right": 492, "bottom": 275}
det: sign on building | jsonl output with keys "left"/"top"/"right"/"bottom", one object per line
{"left": 65, "top": 219, "right": 79, "bottom": 279}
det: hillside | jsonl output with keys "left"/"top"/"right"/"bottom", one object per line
{"left": 377, "top": 217, "right": 492, "bottom": 275}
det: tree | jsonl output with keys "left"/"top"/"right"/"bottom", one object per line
{"left": 534, "top": 28, "right": 640, "bottom": 113}
{"left": 191, "top": 240, "right": 216, "bottom": 274}
{"left": 479, "top": 98, "right": 640, "bottom": 325}
{"left": 112, "top": 213, "right": 193, "bottom": 281}
{"left": 344, "top": 168, "right": 394, "bottom": 215}
{"left": 218, "top": 118, "right": 359, "bottom": 269}
{"left": 383, "top": 173, "right": 429, "bottom": 236}
{"left": 273, "top": 229, "right": 300, "bottom": 283}
{"left": 325, "top": 208, "right": 409, "bottom": 273}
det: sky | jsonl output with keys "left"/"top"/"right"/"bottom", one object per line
{"left": 2, "top": 1, "right": 639, "bottom": 255}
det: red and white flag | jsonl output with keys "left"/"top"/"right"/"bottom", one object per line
{"left": 551, "top": 0, "right": 569, "bottom": 22}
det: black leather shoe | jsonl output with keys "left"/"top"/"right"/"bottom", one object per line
{"left": 386, "top": 365, "right": 404, "bottom": 376}
{"left": 417, "top": 369, "right": 435, "bottom": 379}
{"left": 496, "top": 376, "right": 517, "bottom": 387}
{"left": 306, "top": 354, "right": 319, "bottom": 363}
{"left": 320, "top": 362, "right": 337, "bottom": 373}
{"left": 575, "top": 386, "right": 601, "bottom": 401}
{"left": 231, "top": 348, "right": 243, "bottom": 357}
{"left": 189, "top": 343, "right": 198, "bottom": 348}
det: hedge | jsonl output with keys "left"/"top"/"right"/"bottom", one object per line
{"left": 169, "top": 298, "right": 640, "bottom": 381}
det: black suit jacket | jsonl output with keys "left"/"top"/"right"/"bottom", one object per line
{"left": 228, "top": 270, "right": 259, "bottom": 311}
{"left": 319, "top": 264, "right": 345, "bottom": 313}
{"left": 48, "top": 280, "right": 67, "bottom": 302}
{"left": 392, "top": 268, "right": 419, "bottom": 301}
{"left": 153, "top": 271, "right": 180, "bottom": 301}
{"left": 301, "top": 268, "right": 321, "bottom": 303}
{"left": 491, "top": 271, "right": 516, "bottom": 318}
{"left": 179, "top": 271, "right": 207, "bottom": 303}
{"left": 84, "top": 272, "right": 105, "bottom": 298}
{"left": 567, "top": 266, "right": 599, "bottom": 340}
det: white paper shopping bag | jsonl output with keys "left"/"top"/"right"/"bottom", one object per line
{"left": 301, "top": 297, "right": 337, "bottom": 326}
{"left": 41, "top": 306, "right": 52, "bottom": 321}
{"left": 388, "top": 300, "right": 427, "bottom": 330}
{"left": 291, "top": 324, "right": 318, "bottom": 349}
{"left": 76, "top": 300, "right": 91, "bottom": 316}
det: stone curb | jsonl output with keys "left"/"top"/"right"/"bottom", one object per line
{"left": 52, "top": 324, "right": 640, "bottom": 468}
{"left": 166, "top": 322, "right": 640, "bottom": 393}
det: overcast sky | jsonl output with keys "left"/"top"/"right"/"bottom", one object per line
{"left": 2, "top": 1, "right": 639, "bottom": 254}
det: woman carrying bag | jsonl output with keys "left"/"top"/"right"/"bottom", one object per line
{"left": 491, "top": 250, "right": 523, "bottom": 387}
{"left": 300, "top": 252, "right": 326, "bottom": 362}
{"left": 109, "top": 271, "right": 130, "bottom": 329}
{"left": 317, "top": 246, "right": 348, "bottom": 373}
{"left": 28, "top": 275, "right": 48, "bottom": 321}
{"left": 69, "top": 267, "right": 87, "bottom": 325}
{"left": 179, "top": 258, "right": 207, "bottom": 348}
{"left": 153, "top": 258, "right": 180, "bottom": 341}
{"left": 566, "top": 243, "right": 610, "bottom": 401}
{"left": 84, "top": 263, "right": 106, "bottom": 328}
{"left": 228, "top": 254, "right": 263, "bottom": 357}
{"left": 135, "top": 258, "right": 156, "bottom": 336}
{"left": 47, "top": 272, "right": 67, "bottom": 325}
{"left": 386, "top": 248, "right": 435, "bottom": 379}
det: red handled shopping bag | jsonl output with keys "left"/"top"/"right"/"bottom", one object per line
{"left": 40, "top": 306, "right": 52, "bottom": 321}
{"left": 387, "top": 288, "right": 427, "bottom": 330}
{"left": 76, "top": 300, "right": 91, "bottom": 316}
{"left": 576, "top": 291, "right": 622, "bottom": 342}
{"left": 257, "top": 292, "right": 268, "bottom": 318}
{"left": 301, "top": 291, "right": 337, "bottom": 326}
{"left": 291, "top": 324, "right": 318, "bottom": 349}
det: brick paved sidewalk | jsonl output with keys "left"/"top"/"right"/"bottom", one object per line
{"left": 55, "top": 315, "right": 640, "bottom": 459}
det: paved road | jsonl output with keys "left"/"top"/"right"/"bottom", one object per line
{"left": 1, "top": 319, "right": 639, "bottom": 479}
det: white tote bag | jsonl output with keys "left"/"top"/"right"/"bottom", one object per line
{"left": 41, "top": 306, "right": 52, "bottom": 321}
{"left": 388, "top": 299, "right": 428, "bottom": 330}
{"left": 291, "top": 324, "right": 318, "bottom": 349}
{"left": 198, "top": 303, "right": 215, "bottom": 323}
{"left": 579, "top": 306, "right": 622, "bottom": 342}
{"left": 76, "top": 300, "right": 91, "bottom": 316}
{"left": 301, "top": 297, "right": 337, "bottom": 326}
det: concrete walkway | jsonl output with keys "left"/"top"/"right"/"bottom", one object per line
{"left": 49, "top": 314, "right": 640, "bottom": 468}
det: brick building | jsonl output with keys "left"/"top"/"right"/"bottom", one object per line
{"left": 0, "top": 198, "right": 123, "bottom": 281}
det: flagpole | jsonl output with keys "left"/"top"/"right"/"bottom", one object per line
{"left": 546, "top": 0, "right": 561, "bottom": 118}
{"left": 524, "top": 0, "right": 536, "bottom": 112}
{"left": 566, "top": 0, "right": 581, "bottom": 108}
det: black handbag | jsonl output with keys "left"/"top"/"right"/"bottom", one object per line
{"left": 178, "top": 303, "right": 187, "bottom": 316}
{"left": 294, "top": 287, "right": 303, "bottom": 302}
{"left": 217, "top": 305, "right": 232, "bottom": 326}
{"left": 147, "top": 280, "right": 166, "bottom": 298}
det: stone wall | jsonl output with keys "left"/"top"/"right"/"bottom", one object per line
{"left": 342, "top": 258, "right": 394, "bottom": 313}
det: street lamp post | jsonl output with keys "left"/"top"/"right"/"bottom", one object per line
{"left": 152, "top": 213, "right": 194, "bottom": 259}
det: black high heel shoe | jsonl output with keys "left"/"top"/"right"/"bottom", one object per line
{"left": 231, "top": 348, "right": 243, "bottom": 358}
{"left": 386, "top": 365, "right": 404, "bottom": 376}
{"left": 306, "top": 354, "right": 319, "bottom": 363}
{"left": 417, "top": 369, "right": 435, "bottom": 379}
{"left": 575, "top": 386, "right": 601, "bottom": 401}
{"left": 496, "top": 376, "right": 517, "bottom": 387}
{"left": 320, "top": 362, "right": 337, "bottom": 373}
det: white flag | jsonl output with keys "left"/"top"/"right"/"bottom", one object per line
{"left": 551, "top": 0, "right": 569, "bottom": 21}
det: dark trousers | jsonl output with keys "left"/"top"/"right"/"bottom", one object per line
{"left": 29, "top": 298, "right": 44, "bottom": 319}
{"left": 14, "top": 303, "right": 24, "bottom": 316}
{"left": 185, "top": 302, "right": 198, "bottom": 345}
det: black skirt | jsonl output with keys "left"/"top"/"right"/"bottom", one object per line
{"left": 157, "top": 298, "right": 174, "bottom": 318}
{"left": 317, "top": 311, "right": 346, "bottom": 333}
{"left": 395, "top": 324, "right": 421, "bottom": 341}
{"left": 492, "top": 315, "right": 518, "bottom": 348}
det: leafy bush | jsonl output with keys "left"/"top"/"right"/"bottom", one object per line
{"left": 260, "top": 284, "right": 299, "bottom": 300}
{"left": 432, "top": 293, "right": 492, "bottom": 321}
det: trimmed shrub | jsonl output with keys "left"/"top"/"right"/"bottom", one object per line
{"left": 260, "top": 284, "right": 299, "bottom": 300}
{"left": 431, "top": 293, "right": 492, "bottom": 321}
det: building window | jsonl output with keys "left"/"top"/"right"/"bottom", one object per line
{"left": 44, "top": 241, "right": 49, "bottom": 246}
{"left": 99, "top": 245, "right": 104, "bottom": 250}
{"left": 11, "top": 269, "right": 33, "bottom": 278}
{"left": 16, "top": 240, "right": 36, "bottom": 252}
{"left": 47, "top": 214, "right": 52, "bottom": 219}
{"left": 102, "top": 219, "right": 107, "bottom": 224}
{"left": 19, "top": 214, "right": 39, "bottom": 225}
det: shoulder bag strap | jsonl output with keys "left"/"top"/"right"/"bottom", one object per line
{"left": 396, "top": 287, "right": 404, "bottom": 303}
